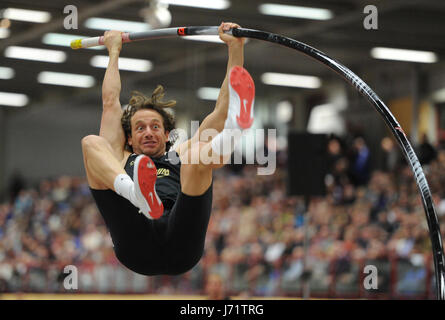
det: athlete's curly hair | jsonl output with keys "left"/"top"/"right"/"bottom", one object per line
{"left": 121, "top": 85, "right": 177, "bottom": 152}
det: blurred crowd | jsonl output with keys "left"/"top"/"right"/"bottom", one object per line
{"left": 1, "top": 133, "right": 445, "bottom": 298}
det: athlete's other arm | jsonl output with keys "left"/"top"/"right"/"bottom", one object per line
{"left": 176, "top": 22, "right": 245, "bottom": 156}
{"left": 99, "top": 30, "right": 126, "bottom": 162}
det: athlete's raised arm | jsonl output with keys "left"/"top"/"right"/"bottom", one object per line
{"left": 99, "top": 30, "right": 126, "bottom": 162}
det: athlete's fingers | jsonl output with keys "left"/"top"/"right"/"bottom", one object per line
{"left": 218, "top": 22, "right": 240, "bottom": 32}
{"left": 103, "top": 30, "right": 123, "bottom": 51}
{"left": 221, "top": 22, "right": 240, "bottom": 32}
{"left": 218, "top": 21, "right": 224, "bottom": 33}
{"left": 218, "top": 22, "right": 244, "bottom": 45}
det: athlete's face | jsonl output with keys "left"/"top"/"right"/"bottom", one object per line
{"left": 128, "top": 109, "right": 169, "bottom": 158}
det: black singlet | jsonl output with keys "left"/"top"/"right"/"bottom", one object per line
{"left": 124, "top": 151, "right": 181, "bottom": 211}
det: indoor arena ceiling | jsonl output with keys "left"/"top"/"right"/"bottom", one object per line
{"left": 1, "top": 0, "right": 445, "bottom": 111}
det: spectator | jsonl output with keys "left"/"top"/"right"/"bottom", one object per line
{"left": 205, "top": 273, "right": 230, "bottom": 300}
{"left": 350, "top": 137, "right": 371, "bottom": 186}
{"left": 417, "top": 134, "right": 437, "bottom": 166}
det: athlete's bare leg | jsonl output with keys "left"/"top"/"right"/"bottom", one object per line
{"left": 81, "top": 135, "right": 126, "bottom": 190}
{"left": 180, "top": 66, "right": 255, "bottom": 196}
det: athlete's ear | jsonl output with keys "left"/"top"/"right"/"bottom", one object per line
{"left": 127, "top": 134, "right": 133, "bottom": 146}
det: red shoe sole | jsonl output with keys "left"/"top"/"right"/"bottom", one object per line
{"left": 137, "top": 156, "right": 164, "bottom": 219}
{"left": 230, "top": 66, "right": 255, "bottom": 129}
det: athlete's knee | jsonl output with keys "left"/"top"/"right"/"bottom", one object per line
{"left": 81, "top": 135, "right": 106, "bottom": 153}
{"left": 180, "top": 141, "right": 225, "bottom": 170}
{"left": 81, "top": 135, "right": 97, "bottom": 150}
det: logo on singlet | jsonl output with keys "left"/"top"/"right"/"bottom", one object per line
{"left": 157, "top": 168, "right": 170, "bottom": 177}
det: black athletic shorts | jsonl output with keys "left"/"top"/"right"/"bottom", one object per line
{"left": 90, "top": 183, "right": 213, "bottom": 276}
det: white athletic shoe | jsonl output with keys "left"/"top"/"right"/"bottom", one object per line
{"left": 227, "top": 65, "right": 255, "bottom": 130}
{"left": 133, "top": 155, "right": 164, "bottom": 219}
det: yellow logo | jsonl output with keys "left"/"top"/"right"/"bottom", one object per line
{"left": 129, "top": 159, "right": 169, "bottom": 177}
{"left": 157, "top": 168, "right": 170, "bottom": 177}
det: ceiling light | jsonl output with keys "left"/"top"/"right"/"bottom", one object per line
{"left": 84, "top": 17, "right": 151, "bottom": 32}
{"left": 159, "top": 0, "right": 230, "bottom": 10}
{"left": 37, "top": 71, "right": 96, "bottom": 88}
{"left": 0, "top": 92, "right": 29, "bottom": 107}
{"left": 90, "top": 56, "right": 153, "bottom": 72}
{"left": 307, "top": 104, "right": 344, "bottom": 135}
{"left": 184, "top": 35, "right": 223, "bottom": 43}
{"left": 433, "top": 88, "right": 445, "bottom": 103}
{"left": 0, "top": 28, "right": 10, "bottom": 39}
{"left": 197, "top": 87, "right": 220, "bottom": 100}
{"left": 276, "top": 100, "right": 293, "bottom": 123}
{"left": 2, "top": 8, "right": 51, "bottom": 23}
{"left": 370, "top": 47, "right": 438, "bottom": 63}
{"left": 184, "top": 35, "right": 249, "bottom": 44}
{"left": 4, "top": 46, "right": 66, "bottom": 63}
{"left": 259, "top": 4, "right": 333, "bottom": 20}
{"left": 140, "top": 0, "right": 172, "bottom": 29}
{"left": 42, "top": 33, "right": 105, "bottom": 50}
{"left": 0, "top": 66, "right": 14, "bottom": 79}
{"left": 261, "top": 72, "right": 321, "bottom": 89}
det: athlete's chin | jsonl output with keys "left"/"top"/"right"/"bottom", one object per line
{"left": 141, "top": 146, "right": 162, "bottom": 157}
